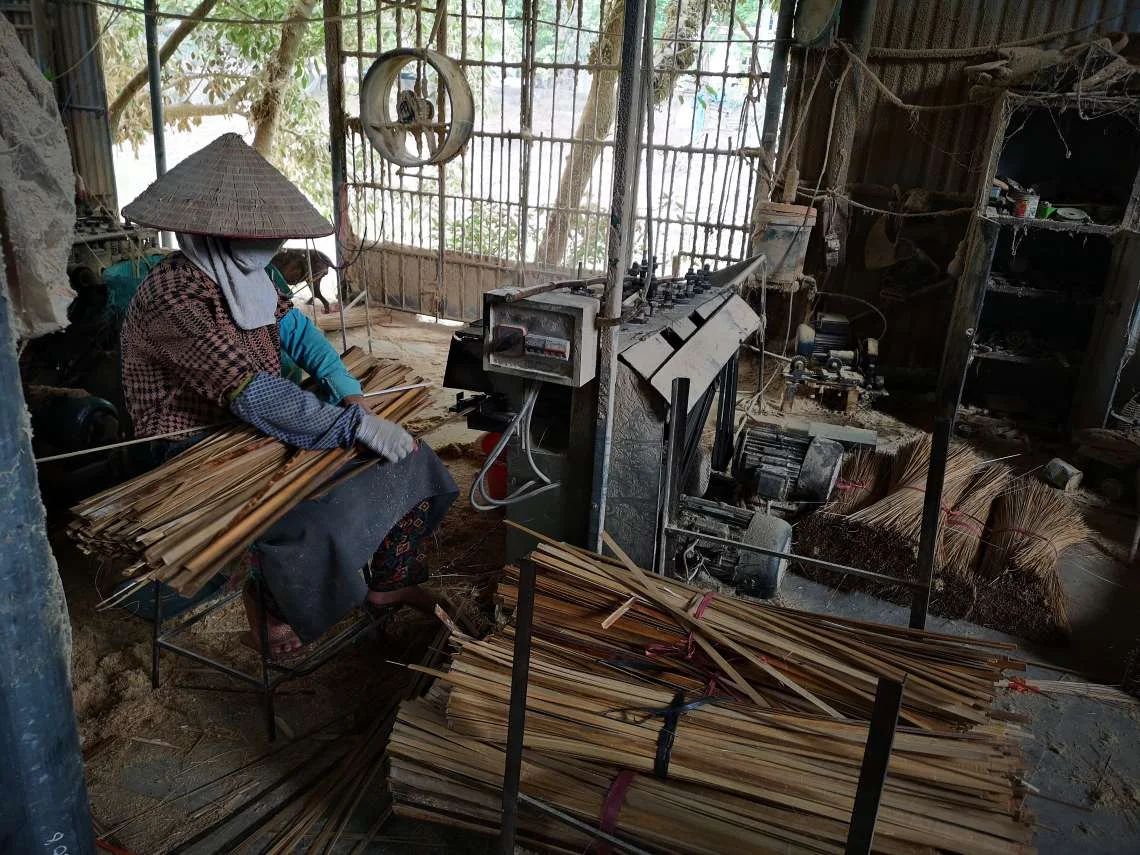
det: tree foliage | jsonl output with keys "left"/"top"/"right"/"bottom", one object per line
{"left": 99, "top": 0, "right": 332, "bottom": 210}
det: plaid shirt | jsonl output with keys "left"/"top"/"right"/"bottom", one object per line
{"left": 121, "top": 253, "right": 291, "bottom": 436}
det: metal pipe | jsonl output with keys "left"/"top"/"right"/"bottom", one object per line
{"left": 665, "top": 526, "right": 926, "bottom": 590}
{"left": 519, "top": 793, "right": 655, "bottom": 855}
{"left": 656, "top": 378, "right": 690, "bottom": 574}
{"left": 497, "top": 558, "right": 537, "bottom": 854}
{"left": 323, "top": 0, "right": 350, "bottom": 340}
{"left": 144, "top": 0, "right": 169, "bottom": 246}
{"left": 753, "top": 0, "right": 796, "bottom": 205}
{"left": 587, "top": 0, "right": 649, "bottom": 551}
{"left": 845, "top": 676, "right": 906, "bottom": 855}
{"left": 0, "top": 198, "right": 94, "bottom": 855}
{"left": 909, "top": 416, "right": 951, "bottom": 629}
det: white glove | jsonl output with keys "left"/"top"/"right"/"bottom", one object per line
{"left": 355, "top": 413, "right": 415, "bottom": 462}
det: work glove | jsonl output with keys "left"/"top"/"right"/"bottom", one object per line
{"left": 356, "top": 412, "right": 416, "bottom": 462}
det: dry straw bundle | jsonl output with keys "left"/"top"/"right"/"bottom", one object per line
{"left": 938, "top": 464, "right": 1012, "bottom": 579}
{"left": 850, "top": 436, "right": 982, "bottom": 542}
{"left": 828, "top": 448, "right": 893, "bottom": 516}
{"left": 980, "top": 480, "right": 1089, "bottom": 630}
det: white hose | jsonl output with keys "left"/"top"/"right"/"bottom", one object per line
{"left": 469, "top": 382, "right": 562, "bottom": 511}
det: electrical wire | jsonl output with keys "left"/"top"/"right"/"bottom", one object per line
{"left": 90, "top": 0, "right": 381, "bottom": 26}
{"left": 812, "top": 290, "right": 888, "bottom": 340}
{"left": 469, "top": 382, "right": 561, "bottom": 511}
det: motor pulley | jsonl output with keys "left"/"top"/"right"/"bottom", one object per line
{"left": 359, "top": 48, "right": 474, "bottom": 167}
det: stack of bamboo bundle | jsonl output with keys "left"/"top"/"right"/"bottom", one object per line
{"left": 70, "top": 348, "right": 431, "bottom": 603}
{"left": 398, "top": 632, "right": 1031, "bottom": 855}
{"left": 850, "top": 436, "right": 982, "bottom": 541}
{"left": 387, "top": 539, "right": 1033, "bottom": 853}
{"left": 797, "top": 432, "right": 1088, "bottom": 640}
{"left": 497, "top": 535, "right": 1022, "bottom": 729}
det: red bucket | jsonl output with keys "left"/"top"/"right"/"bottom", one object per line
{"left": 479, "top": 432, "right": 508, "bottom": 500}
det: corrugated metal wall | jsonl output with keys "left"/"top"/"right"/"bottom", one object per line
{"left": 51, "top": 0, "right": 118, "bottom": 213}
{"left": 795, "top": 0, "right": 1140, "bottom": 196}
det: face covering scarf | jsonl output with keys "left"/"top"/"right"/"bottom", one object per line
{"left": 177, "top": 233, "right": 284, "bottom": 330}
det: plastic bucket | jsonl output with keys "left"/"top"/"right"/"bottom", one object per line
{"left": 751, "top": 202, "right": 817, "bottom": 284}
{"left": 1009, "top": 190, "right": 1039, "bottom": 219}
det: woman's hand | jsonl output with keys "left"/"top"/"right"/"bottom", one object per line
{"left": 342, "top": 394, "right": 366, "bottom": 408}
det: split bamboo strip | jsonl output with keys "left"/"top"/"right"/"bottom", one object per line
{"left": 410, "top": 629, "right": 1031, "bottom": 855}
{"left": 498, "top": 529, "right": 1023, "bottom": 730}
{"left": 70, "top": 349, "right": 432, "bottom": 600}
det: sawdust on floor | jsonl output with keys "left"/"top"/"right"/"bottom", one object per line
{"left": 61, "top": 443, "right": 502, "bottom": 853}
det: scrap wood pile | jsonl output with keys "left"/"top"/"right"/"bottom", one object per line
{"left": 69, "top": 348, "right": 431, "bottom": 604}
{"left": 389, "top": 537, "right": 1034, "bottom": 854}
{"left": 794, "top": 434, "right": 1089, "bottom": 641}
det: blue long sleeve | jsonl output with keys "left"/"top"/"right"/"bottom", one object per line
{"left": 231, "top": 371, "right": 361, "bottom": 449}
{"left": 277, "top": 307, "right": 363, "bottom": 402}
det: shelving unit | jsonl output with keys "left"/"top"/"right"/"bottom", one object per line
{"left": 937, "top": 90, "right": 1140, "bottom": 430}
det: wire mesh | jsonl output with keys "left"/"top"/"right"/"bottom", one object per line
{"left": 337, "top": 0, "right": 776, "bottom": 321}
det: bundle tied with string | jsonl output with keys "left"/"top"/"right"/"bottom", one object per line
{"left": 849, "top": 434, "right": 981, "bottom": 542}
{"left": 937, "top": 464, "right": 1012, "bottom": 580}
{"left": 828, "top": 448, "right": 893, "bottom": 517}
{"left": 980, "top": 480, "right": 1089, "bottom": 631}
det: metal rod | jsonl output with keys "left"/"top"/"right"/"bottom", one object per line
{"left": 656, "top": 378, "right": 690, "bottom": 575}
{"left": 711, "top": 354, "right": 738, "bottom": 472}
{"left": 518, "top": 793, "right": 655, "bottom": 855}
{"left": 497, "top": 558, "right": 537, "bottom": 854}
{"left": 157, "top": 640, "right": 264, "bottom": 688}
{"left": 753, "top": 0, "right": 795, "bottom": 205}
{"left": 587, "top": 0, "right": 649, "bottom": 551}
{"left": 909, "top": 416, "right": 951, "bottom": 629}
{"left": 323, "top": 0, "right": 351, "bottom": 347}
{"left": 143, "top": 0, "right": 169, "bottom": 247}
{"left": 845, "top": 676, "right": 906, "bottom": 855}
{"left": 665, "top": 526, "right": 926, "bottom": 590}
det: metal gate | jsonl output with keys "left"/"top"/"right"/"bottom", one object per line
{"left": 330, "top": 0, "right": 775, "bottom": 321}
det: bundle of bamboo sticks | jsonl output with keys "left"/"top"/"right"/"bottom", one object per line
{"left": 937, "top": 464, "right": 1011, "bottom": 580}
{"left": 850, "top": 436, "right": 981, "bottom": 542}
{"left": 497, "top": 535, "right": 1023, "bottom": 731}
{"left": 828, "top": 448, "right": 894, "bottom": 516}
{"left": 70, "top": 348, "right": 431, "bottom": 604}
{"left": 393, "top": 692, "right": 891, "bottom": 855}
{"left": 408, "top": 631, "right": 1031, "bottom": 855}
{"left": 979, "top": 480, "right": 1089, "bottom": 630}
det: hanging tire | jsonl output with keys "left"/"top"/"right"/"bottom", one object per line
{"left": 733, "top": 513, "right": 792, "bottom": 599}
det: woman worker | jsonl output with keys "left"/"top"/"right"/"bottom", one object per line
{"left": 119, "top": 133, "right": 457, "bottom": 655}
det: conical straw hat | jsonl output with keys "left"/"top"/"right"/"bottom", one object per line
{"left": 122, "top": 133, "right": 333, "bottom": 239}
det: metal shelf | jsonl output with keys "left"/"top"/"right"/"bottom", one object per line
{"left": 988, "top": 213, "right": 1118, "bottom": 237}
{"left": 986, "top": 279, "right": 1101, "bottom": 304}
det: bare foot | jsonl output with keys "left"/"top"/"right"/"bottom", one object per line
{"left": 242, "top": 586, "right": 303, "bottom": 656}
{"left": 366, "top": 585, "right": 437, "bottom": 615}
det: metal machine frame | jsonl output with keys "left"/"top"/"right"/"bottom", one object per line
{"left": 149, "top": 581, "right": 387, "bottom": 741}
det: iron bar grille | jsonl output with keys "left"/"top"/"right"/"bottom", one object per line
{"left": 338, "top": 0, "right": 775, "bottom": 321}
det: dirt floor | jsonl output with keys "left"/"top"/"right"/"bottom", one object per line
{"left": 59, "top": 314, "right": 501, "bottom": 853}
{"left": 57, "top": 313, "right": 1140, "bottom": 852}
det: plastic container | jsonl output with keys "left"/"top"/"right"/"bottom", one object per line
{"left": 479, "top": 432, "right": 508, "bottom": 500}
{"left": 1008, "top": 190, "right": 1040, "bottom": 219}
{"left": 751, "top": 202, "right": 818, "bottom": 284}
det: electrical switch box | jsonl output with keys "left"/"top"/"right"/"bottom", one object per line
{"left": 483, "top": 288, "right": 599, "bottom": 387}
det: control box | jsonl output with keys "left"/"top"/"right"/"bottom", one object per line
{"left": 483, "top": 288, "right": 599, "bottom": 387}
